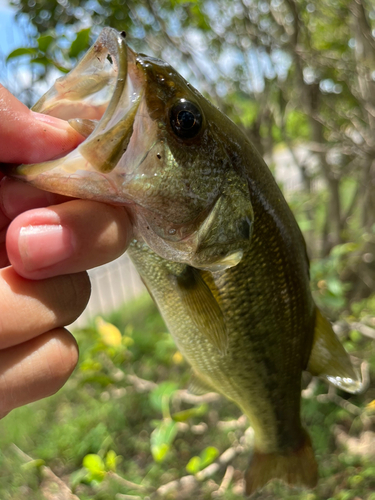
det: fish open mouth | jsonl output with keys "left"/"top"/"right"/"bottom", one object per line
{"left": 11, "top": 28, "right": 144, "bottom": 204}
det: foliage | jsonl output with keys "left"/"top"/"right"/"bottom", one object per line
{"left": 0, "top": 296, "right": 375, "bottom": 499}
{"left": 6, "top": 27, "right": 92, "bottom": 76}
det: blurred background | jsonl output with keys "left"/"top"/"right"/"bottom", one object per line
{"left": 1, "top": 1, "right": 375, "bottom": 499}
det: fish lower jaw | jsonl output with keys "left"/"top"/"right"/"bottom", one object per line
{"left": 14, "top": 167, "right": 136, "bottom": 206}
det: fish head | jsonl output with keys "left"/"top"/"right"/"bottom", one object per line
{"left": 9, "top": 28, "right": 254, "bottom": 271}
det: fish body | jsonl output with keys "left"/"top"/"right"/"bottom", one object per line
{"left": 6, "top": 28, "right": 364, "bottom": 495}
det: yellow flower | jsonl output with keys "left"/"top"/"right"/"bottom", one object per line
{"left": 95, "top": 317, "right": 122, "bottom": 346}
{"left": 172, "top": 351, "right": 184, "bottom": 364}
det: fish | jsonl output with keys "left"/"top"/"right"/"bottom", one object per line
{"left": 3, "top": 28, "right": 365, "bottom": 495}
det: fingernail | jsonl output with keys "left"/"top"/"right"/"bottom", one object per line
{"left": 19, "top": 224, "right": 75, "bottom": 271}
{"left": 32, "top": 112, "right": 71, "bottom": 130}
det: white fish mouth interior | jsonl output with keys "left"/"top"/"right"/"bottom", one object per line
{"left": 13, "top": 28, "right": 145, "bottom": 204}
{"left": 32, "top": 28, "right": 139, "bottom": 142}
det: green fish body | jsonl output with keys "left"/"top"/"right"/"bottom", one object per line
{"left": 5, "top": 28, "right": 364, "bottom": 495}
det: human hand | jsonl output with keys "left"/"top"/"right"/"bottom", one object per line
{"left": 0, "top": 85, "right": 133, "bottom": 418}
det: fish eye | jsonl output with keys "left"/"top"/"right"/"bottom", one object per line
{"left": 170, "top": 99, "right": 202, "bottom": 139}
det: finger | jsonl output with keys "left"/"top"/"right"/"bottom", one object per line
{"left": 0, "top": 328, "right": 78, "bottom": 418}
{"left": 6, "top": 200, "right": 133, "bottom": 280}
{"left": 0, "top": 228, "right": 9, "bottom": 268}
{"left": 0, "top": 84, "right": 84, "bottom": 164}
{"left": 0, "top": 252, "right": 10, "bottom": 269}
{"left": 0, "top": 179, "right": 69, "bottom": 269}
{"left": 0, "top": 180, "right": 12, "bottom": 267}
{"left": 0, "top": 177, "right": 72, "bottom": 220}
{"left": 0, "top": 267, "right": 90, "bottom": 350}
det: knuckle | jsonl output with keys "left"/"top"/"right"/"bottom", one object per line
{"left": 53, "top": 271, "right": 91, "bottom": 325}
{"left": 44, "top": 330, "right": 79, "bottom": 396}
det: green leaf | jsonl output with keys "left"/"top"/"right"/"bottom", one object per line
{"left": 82, "top": 453, "right": 106, "bottom": 482}
{"left": 52, "top": 61, "right": 71, "bottom": 73}
{"left": 6, "top": 47, "right": 38, "bottom": 61}
{"left": 150, "top": 419, "right": 178, "bottom": 463}
{"left": 199, "top": 446, "right": 219, "bottom": 468}
{"left": 190, "top": 4, "right": 210, "bottom": 30}
{"left": 79, "top": 373, "right": 115, "bottom": 387}
{"left": 298, "top": 219, "right": 313, "bottom": 232}
{"left": 79, "top": 359, "right": 102, "bottom": 372}
{"left": 21, "top": 458, "right": 45, "bottom": 470}
{"left": 37, "top": 34, "right": 54, "bottom": 52}
{"left": 70, "top": 468, "right": 89, "bottom": 488}
{"left": 186, "top": 456, "right": 201, "bottom": 474}
{"left": 83, "top": 453, "right": 105, "bottom": 472}
{"left": 30, "top": 56, "right": 52, "bottom": 66}
{"left": 349, "top": 330, "right": 362, "bottom": 343}
{"left": 172, "top": 403, "right": 208, "bottom": 422}
{"left": 151, "top": 442, "right": 169, "bottom": 462}
{"left": 149, "top": 382, "right": 178, "bottom": 413}
{"left": 69, "top": 28, "right": 91, "bottom": 58}
{"left": 185, "top": 447, "right": 219, "bottom": 474}
{"left": 326, "top": 278, "right": 344, "bottom": 296}
{"left": 105, "top": 450, "right": 118, "bottom": 472}
{"left": 330, "top": 242, "right": 358, "bottom": 257}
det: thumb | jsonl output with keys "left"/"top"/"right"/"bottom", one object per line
{"left": 0, "top": 84, "right": 83, "bottom": 164}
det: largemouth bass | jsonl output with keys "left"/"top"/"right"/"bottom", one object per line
{"left": 4, "top": 28, "right": 364, "bottom": 495}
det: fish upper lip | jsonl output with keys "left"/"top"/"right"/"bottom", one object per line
{"left": 30, "top": 27, "right": 143, "bottom": 142}
{"left": 12, "top": 28, "right": 147, "bottom": 203}
{"left": 30, "top": 27, "right": 145, "bottom": 156}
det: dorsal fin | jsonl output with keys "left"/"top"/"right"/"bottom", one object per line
{"left": 307, "top": 309, "right": 365, "bottom": 394}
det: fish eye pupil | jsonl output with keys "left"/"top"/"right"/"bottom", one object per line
{"left": 177, "top": 110, "right": 195, "bottom": 130}
{"left": 170, "top": 100, "right": 202, "bottom": 139}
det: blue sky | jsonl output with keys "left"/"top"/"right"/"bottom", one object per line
{"left": 0, "top": 1, "right": 42, "bottom": 101}
{"left": 0, "top": 1, "right": 29, "bottom": 57}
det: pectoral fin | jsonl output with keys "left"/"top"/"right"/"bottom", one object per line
{"left": 171, "top": 266, "right": 228, "bottom": 355}
{"left": 307, "top": 309, "right": 364, "bottom": 394}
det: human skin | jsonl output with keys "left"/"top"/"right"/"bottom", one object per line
{"left": 0, "top": 84, "right": 133, "bottom": 418}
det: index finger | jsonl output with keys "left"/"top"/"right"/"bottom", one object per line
{"left": 0, "top": 178, "right": 73, "bottom": 220}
